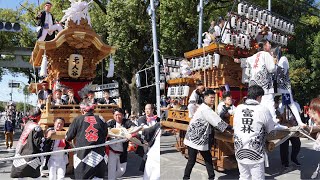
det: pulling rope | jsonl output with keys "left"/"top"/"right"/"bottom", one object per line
{"left": 0, "top": 138, "right": 127, "bottom": 162}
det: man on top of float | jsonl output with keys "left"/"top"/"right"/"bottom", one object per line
{"left": 36, "top": 1, "right": 63, "bottom": 41}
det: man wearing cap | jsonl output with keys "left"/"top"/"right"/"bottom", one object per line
{"left": 36, "top": 1, "right": 63, "bottom": 41}
{"left": 11, "top": 110, "right": 46, "bottom": 179}
{"left": 65, "top": 102, "right": 108, "bottom": 179}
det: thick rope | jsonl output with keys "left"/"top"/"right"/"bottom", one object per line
{"left": 0, "top": 138, "right": 127, "bottom": 162}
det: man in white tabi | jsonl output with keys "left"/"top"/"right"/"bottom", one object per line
{"left": 183, "top": 90, "right": 231, "bottom": 180}
{"left": 233, "top": 85, "right": 276, "bottom": 180}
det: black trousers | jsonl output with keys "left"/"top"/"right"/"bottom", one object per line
{"left": 183, "top": 146, "right": 215, "bottom": 180}
{"left": 280, "top": 137, "right": 301, "bottom": 166}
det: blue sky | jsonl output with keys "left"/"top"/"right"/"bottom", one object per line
{"left": 0, "top": 0, "right": 41, "bottom": 106}
{"left": 0, "top": 0, "right": 39, "bottom": 10}
{"left": 0, "top": 70, "right": 37, "bottom": 106}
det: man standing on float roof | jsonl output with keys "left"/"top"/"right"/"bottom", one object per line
{"left": 36, "top": 1, "right": 63, "bottom": 41}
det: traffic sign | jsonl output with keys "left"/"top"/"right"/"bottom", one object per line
{"left": 9, "top": 82, "right": 20, "bottom": 88}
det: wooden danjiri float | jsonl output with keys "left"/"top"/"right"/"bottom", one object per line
{"left": 28, "top": 1, "right": 118, "bottom": 139}
{"left": 161, "top": 1, "right": 311, "bottom": 171}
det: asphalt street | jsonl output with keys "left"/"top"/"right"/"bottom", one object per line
{"left": 161, "top": 133, "right": 320, "bottom": 180}
{"left": 0, "top": 116, "right": 143, "bottom": 179}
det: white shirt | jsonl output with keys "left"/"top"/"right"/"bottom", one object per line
{"left": 184, "top": 103, "right": 228, "bottom": 151}
{"left": 109, "top": 122, "right": 124, "bottom": 152}
{"left": 233, "top": 99, "right": 275, "bottom": 164}
{"left": 214, "top": 25, "right": 222, "bottom": 37}
{"left": 188, "top": 90, "right": 201, "bottom": 104}
{"left": 45, "top": 12, "right": 53, "bottom": 27}
{"left": 245, "top": 51, "right": 276, "bottom": 94}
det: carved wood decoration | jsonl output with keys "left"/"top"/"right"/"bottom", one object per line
{"left": 30, "top": 18, "right": 116, "bottom": 82}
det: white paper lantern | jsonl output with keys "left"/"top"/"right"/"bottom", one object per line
{"left": 232, "top": 34, "right": 237, "bottom": 45}
{"left": 252, "top": 26, "right": 259, "bottom": 38}
{"left": 272, "top": 33, "right": 277, "bottom": 42}
{"left": 284, "top": 37, "right": 288, "bottom": 46}
{"left": 237, "top": 21, "right": 243, "bottom": 31}
{"left": 275, "top": 19, "right": 279, "bottom": 29}
{"left": 258, "top": 11, "right": 263, "bottom": 22}
{"left": 40, "top": 53, "right": 48, "bottom": 77}
{"left": 167, "top": 87, "right": 172, "bottom": 97}
{"left": 253, "top": 9, "right": 259, "bottom": 20}
{"left": 280, "top": 36, "right": 285, "bottom": 45}
{"left": 278, "top": 20, "right": 283, "bottom": 29}
{"left": 196, "top": 57, "right": 203, "bottom": 70}
{"left": 267, "top": 15, "right": 272, "bottom": 25}
{"left": 245, "top": 35, "right": 250, "bottom": 49}
{"left": 231, "top": 16, "right": 237, "bottom": 28}
{"left": 224, "top": 32, "right": 232, "bottom": 44}
{"left": 183, "top": 86, "right": 190, "bottom": 97}
{"left": 272, "top": 16, "right": 276, "bottom": 27}
{"left": 242, "top": 21, "right": 248, "bottom": 33}
{"left": 282, "top": 21, "right": 287, "bottom": 31}
{"left": 262, "top": 13, "right": 268, "bottom": 24}
{"left": 290, "top": 24, "right": 294, "bottom": 34}
{"left": 247, "top": 6, "right": 253, "bottom": 19}
{"left": 204, "top": 54, "right": 213, "bottom": 69}
{"left": 238, "top": 3, "right": 245, "bottom": 15}
{"left": 213, "top": 53, "right": 220, "bottom": 67}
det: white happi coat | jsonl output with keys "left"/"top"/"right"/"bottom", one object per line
{"left": 241, "top": 51, "right": 276, "bottom": 95}
{"left": 184, "top": 103, "right": 229, "bottom": 151}
{"left": 233, "top": 99, "right": 275, "bottom": 164}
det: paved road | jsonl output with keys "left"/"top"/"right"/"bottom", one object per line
{"left": 0, "top": 116, "right": 144, "bottom": 179}
{"left": 161, "top": 133, "right": 320, "bottom": 180}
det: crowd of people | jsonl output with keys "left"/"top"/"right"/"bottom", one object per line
{"left": 8, "top": 95, "right": 160, "bottom": 180}
{"left": 36, "top": 80, "right": 118, "bottom": 110}
{"left": 180, "top": 38, "right": 320, "bottom": 180}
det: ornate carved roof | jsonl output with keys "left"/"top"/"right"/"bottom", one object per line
{"left": 30, "top": 18, "right": 116, "bottom": 81}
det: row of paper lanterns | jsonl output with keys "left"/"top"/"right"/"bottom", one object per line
{"left": 268, "top": 33, "right": 288, "bottom": 45}
{"left": 190, "top": 53, "right": 220, "bottom": 71}
{"left": 163, "top": 58, "right": 180, "bottom": 67}
{"left": 237, "top": 3, "right": 294, "bottom": 34}
{"left": 224, "top": 34, "right": 251, "bottom": 49}
{"left": 228, "top": 18, "right": 260, "bottom": 37}
{"left": 167, "top": 86, "right": 190, "bottom": 98}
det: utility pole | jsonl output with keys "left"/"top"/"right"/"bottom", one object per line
{"left": 150, "top": 0, "right": 161, "bottom": 116}
{"left": 268, "top": 0, "right": 271, "bottom": 12}
{"left": 197, "top": 0, "right": 204, "bottom": 48}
